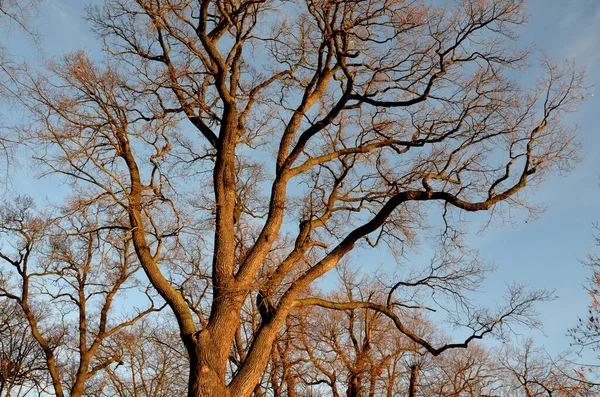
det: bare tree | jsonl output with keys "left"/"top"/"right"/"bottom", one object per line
{"left": 0, "top": 299, "right": 49, "bottom": 396}
{"left": 497, "top": 339, "right": 597, "bottom": 397}
{"left": 290, "top": 302, "right": 414, "bottom": 397}
{"left": 0, "top": 197, "right": 162, "bottom": 397}
{"left": 417, "top": 344, "right": 500, "bottom": 397}
{"left": 283, "top": 271, "right": 426, "bottom": 397}
{"left": 571, "top": 224, "right": 600, "bottom": 356}
{"left": 8, "top": 0, "right": 588, "bottom": 395}
{"left": 101, "top": 318, "right": 188, "bottom": 397}
{"left": 0, "top": 0, "right": 39, "bottom": 38}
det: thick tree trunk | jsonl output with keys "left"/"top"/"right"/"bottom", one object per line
{"left": 70, "top": 373, "right": 87, "bottom": 397}
{"left": 69, "top": 354, "right": 91, "bottom": 397}
{"left": 70, "top": 380, "right": 87, "bottom": 397}
{"left": 187, "top": 331, "right": 230, "bottom": 397}
{"left": 188, "top": 366, "right": 230, "bottom": 397}
{"left": 346, "top": 373, "right": 361, "bottom": 397}
{"left": 185, "top": 293, "right": 245, "bottom": 397}
{"left": 408, "top": 364, "right": 419, "bottom": 397}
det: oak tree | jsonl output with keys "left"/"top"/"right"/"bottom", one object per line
{"left": 10, "top": 0, "right": 588, "bottom": 395}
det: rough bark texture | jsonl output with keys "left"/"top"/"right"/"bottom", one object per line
{"left": 409, "top": 364, "right": 419, "bottom": 397}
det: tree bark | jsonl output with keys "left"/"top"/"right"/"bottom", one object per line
{"left": 69, "top": 361, "right": 89, "bottom": 397}
{"left": 346, "top": 372, "right": 361, "bottom": 397}
{"left": 409, "top": 364, "right": 419, "bottom": 397}
{"left": 186, "top": 330, "right": 231, "bottom": 397}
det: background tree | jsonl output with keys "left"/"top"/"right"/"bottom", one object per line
{"left": 497, "top": 339, "right": 597, "bottom": 397}
{"left": 283, "top": 269, "right": 440, "bottom": 397}
{"left": 288, "top": 299, "right": 416, "bottom": 397}
{"left": 417, "top": 344, "right": 499, "bottom": 397}
{"left": 571, "top": 224, "right": 600, "bottom": 354}
{"left": 101, "top": 319, "right": 189, "bottom": 397}
{"left": 0, "top": 0, "right": 39, "bottom": 38}
{"left": 0, "top": 197, "right": 162, "bottom": 397}
{"left": 8, "top": 0, "right": 588, "bottom": 395}
{"left": 0, "top": 299, "right": 49, "bottom": 396}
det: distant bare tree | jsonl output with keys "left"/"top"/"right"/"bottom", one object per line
{"left": 290, "top": 303, "right": 415, "bottom": 397}
{"left": 571, "top": 224, "right": 600, "bottom": 356}
{"left": 0, "top": 196, "right": 162, "bottom": 397}
{"left": 285, "top": 272, "right": 422, "bottom": 397}
{"left": 0, "top": 299, "right": 49, "bottom": 396}
{"left": 498, "top": 339, "right": 597, "bottom": 397}
{"left": 0, "top": 0, "right": 39, "bottom": 38}
{"left": 417, "top": 344, "right": 499, "bottom": 397}
{"left": 101, "top": 319, "right": 188, "bottom": 397}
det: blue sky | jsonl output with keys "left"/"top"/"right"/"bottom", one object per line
{"left": 3, "top": 0, "right": 600, "bottom": 359}
{"left": 477, "top": 0, "right": 600, "bottom": 356}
